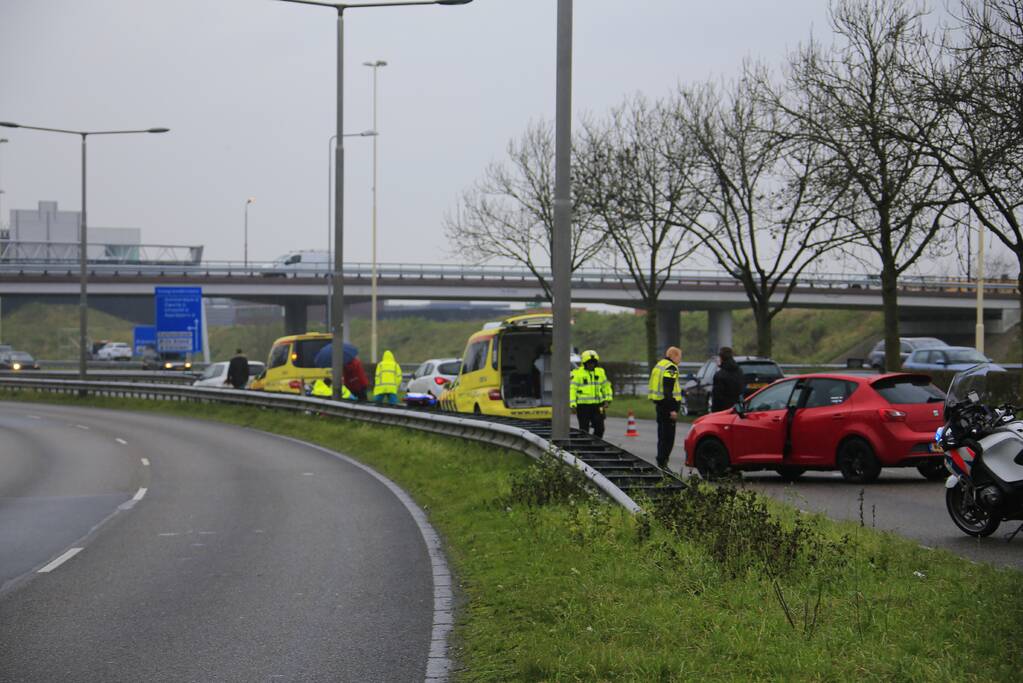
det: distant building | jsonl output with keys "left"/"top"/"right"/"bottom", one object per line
{"left": 5, "top": 200, "right": 141, "bottom": 261}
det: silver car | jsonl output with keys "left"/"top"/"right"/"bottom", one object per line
{"left": 406, "top": 358, "right": 462, "bottom": 397}
{"left": 193, "top": 360, "right": 267, "bottom": 388}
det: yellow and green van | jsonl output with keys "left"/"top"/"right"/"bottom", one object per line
{"left": 255, "top": 333, "right": 332, "bottom": 394}
{"left": 438, "top": 313, "right": 559, "bottom": 419}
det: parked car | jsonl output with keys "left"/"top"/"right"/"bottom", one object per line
{"left": 0, "top": 350, "right": 40, "bottom": 371}
{"left": 682, "top": 356, "right": 785, "bottom": 415}
{"left": 867, "top": 337, "right": 948, "bottom": 371}
{"left": 96, "top": 342, "right": 133, "bottom": 361}
{"left": 902, "top": 346, "right": 1003, "bottom": 372}
{"left": 406, "top": 358, "right": 462, "bottom": 398}
{"left": 683, "top": 372, "right": 947, "bottom": 483}
{"left": 193, "top": 360, "right": 267, "bottom": 388}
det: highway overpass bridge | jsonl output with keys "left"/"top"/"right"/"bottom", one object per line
{"left": 1, "top": 257, "right": 1018, "bottom": 352}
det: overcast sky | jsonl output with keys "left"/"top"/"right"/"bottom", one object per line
{"left": 4, "top": 0, "right": 848, "bottom": 267}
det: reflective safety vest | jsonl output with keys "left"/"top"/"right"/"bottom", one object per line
{"left": 570, "top": 366, "right": 612, "bottom": 407}
{"left": 312, "top": 378, "right": 352, "bottom": 399}
{"left": 373, "top": 350, "right": 402, "bottom": 396}
{"left": 647, "top": 358, "right": 682, "bottom": 402}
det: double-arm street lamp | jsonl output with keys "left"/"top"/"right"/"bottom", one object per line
{"left": 276, "top": 0, "right": 473, "bottom": 400}
{"left": 0, "top": 121, "right": 169, "bottom": 382}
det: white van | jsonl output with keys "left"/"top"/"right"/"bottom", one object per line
{"left": 267, "top": 250, "right": 331, "bottom": 276}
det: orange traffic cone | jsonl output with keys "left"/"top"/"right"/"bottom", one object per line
{"left": 625, "top": 410, "right": 639, "bottom": 437}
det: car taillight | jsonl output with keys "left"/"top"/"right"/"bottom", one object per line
{"left": 289, "top": 379, "right": 303, "bottom": 391}
{"left": 878, "top": 408, "right": 907, "bottom": 422}
{"left": 488, "top": 389, "right": 502, "bottom": 401}
{"left": 434, "top": 376, "right": 448, "bottom": 385}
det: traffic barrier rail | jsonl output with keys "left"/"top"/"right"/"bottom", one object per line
{"left": 0, "top": 376, "right": 643, "bottom": 513}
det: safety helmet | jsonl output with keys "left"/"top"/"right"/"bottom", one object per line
{"left": 581, "top": 349, "right": 599, "bottom": 363}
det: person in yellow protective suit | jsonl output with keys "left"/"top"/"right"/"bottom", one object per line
{"left": 373, "top": 349, "right": 402, "bottom": 405}
{"left": 311, "top": 377, "right": 352, "bottom": 400}
{"left": 570, "top": 349, "right": 613, "bottom": 438}
{"left": 648, "top": 346, "right": 682, "bottom": 470}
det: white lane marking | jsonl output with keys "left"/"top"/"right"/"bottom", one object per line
{"left": 159, "top": 532, "right": 180, "bottom": 537}
{"left": 116, "top": 438, "right": 128, "bottom": 445}
{"left": 27, "top": 414, "right": 41, "bottom": 420}
{"left": 140, "top": 458, "right": 150, "bottom": 467}
{"left": 74, "top": 424, "right": 90, "bottom": 431}
{"left": 119, "top": 487, "right": 148, "bottom": 511}
{"left": 38, "top": 547, "right": 83, "bottom": 573}
{"left": 302, "top": 472, "right": 315, "bottom": 476}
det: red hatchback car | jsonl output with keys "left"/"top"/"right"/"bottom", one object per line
{"left": 683, "top": 373, "right": 947, "bottom": 483}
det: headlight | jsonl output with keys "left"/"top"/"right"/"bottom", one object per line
{"left": 164, "top": 362, "right": 172, "bottom": 369}
{"left": 184, "top": 362, "right": 192, "bottom": 369}
{"left": 12, "top": 362, "right": 21, "bottom": 371}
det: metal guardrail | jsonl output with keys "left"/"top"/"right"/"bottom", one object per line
{"left": 0, "top": 370, "right": 197, "bottom": 385}
{"left": 0, "top": 377, "right": 644, "bottom": 513}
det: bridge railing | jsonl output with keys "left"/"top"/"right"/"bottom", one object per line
{"left": 1, "top": 249, "right": 1018, "bottom": 294}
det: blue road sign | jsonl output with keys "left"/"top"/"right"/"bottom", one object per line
{"left": 155, "top": 287, "right": 202, "bottom": 353}
{"left": 133, "top": 325, "right": 157, "bottom": 355}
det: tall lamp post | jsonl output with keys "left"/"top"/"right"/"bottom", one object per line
{"left": 0, "top": 138, "right": 8, "bottom": 239}
{"left": 276, "top": 0, "right": 473, "bottom": 401}
{"left": 327, "top": 129, "right": 377, "bottom": 328}
{"left": 244, "top": 197, "right": 255, "bottom": 269}
{"left": 362, "top": 59, "right": 386, "bottom": 363}
{"left": 0, "top": 121, "right": 169, "bottom": 382}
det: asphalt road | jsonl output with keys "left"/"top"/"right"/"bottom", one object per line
{"left": 0, "top": 402, "right": 437, "bottom": 682}
{"left": 602, "top": 415, "right": 1023, "bottom": 571}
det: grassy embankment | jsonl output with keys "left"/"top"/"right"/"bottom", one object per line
{"left": 2, "top": 303, "right": 884, "bottom": 366}
{"left": 2, "top": 388, "right": 1020, "bottom": 680}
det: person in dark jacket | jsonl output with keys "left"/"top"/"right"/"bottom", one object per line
{"left": 711, "top": 346, "right": 745, "bottom": 412}
{"left": 227, "top": 348, "right": 249, "bottom": 389}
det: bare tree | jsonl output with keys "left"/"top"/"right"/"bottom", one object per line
{"left": 575, "top": 95, "right": 705, "bottom": 367}
{"left": 443, "top": 120, "right": 604, "bottom": 300}
{"left": 906, "top": 0, "right": 1023, "bottom": 362}
{"left": 766, "top": 0, "right": 958, "bottom": 371}
{"left": 674, "top": 68, "right": 851, "bottom": 356}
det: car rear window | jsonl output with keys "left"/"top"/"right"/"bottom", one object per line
{"left": 873, "top": 377, "right": 945, "bottom": 404}
{"left": 437, "top": 361, "right": 461, "bottom": 375}
{"left": 292, "top": 339, "right": 330, "bottom": 368}
{"left": 739, "top": 362, "right": 783, "bottom": 381}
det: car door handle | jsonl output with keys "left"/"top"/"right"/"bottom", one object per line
{"left": 832, "top": 413, "right": 847, "bottom": 420}
{"left": 771, "top": 416, "right": 783, "bottom": 422}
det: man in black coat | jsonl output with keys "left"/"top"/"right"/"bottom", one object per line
{"left": 711, "top": 346, "right": 745, "bottom": 412}
{"left": 227, "top": 348, "right": 249, "bottom": 389}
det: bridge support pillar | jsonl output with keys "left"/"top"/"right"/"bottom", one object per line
{"left": 283, "top": 300, "right": 308, "bottom": 336}
{"left": 656, "top": 306, "right": 682, "bottom": 353}
{"left": 708, "top": 309, "right": 733, "bottom": 355}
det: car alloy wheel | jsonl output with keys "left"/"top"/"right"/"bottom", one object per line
{"left": 837, "top": 438, "right": 881, "bottom": 484}
{"left": 694, "top": 438, "right": 732, "bottom": 481}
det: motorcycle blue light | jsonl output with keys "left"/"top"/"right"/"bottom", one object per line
{"left": 934, "top": 426, "right": 945, "bottom": 443}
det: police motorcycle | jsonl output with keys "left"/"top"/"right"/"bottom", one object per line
{"left": 936, "top": 364, "right": 1023, "bottom": 538}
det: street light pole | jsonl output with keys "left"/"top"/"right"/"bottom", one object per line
{"left": 275, "top": 0, "right": 473, "bottom": 400}
{"left": 327, "top": 130, "right": 376, "bottom": 329}
{"left": 976, "top": 219, "right": 986, "bottom": 353}
{"left": 551, "top": 0, "right": 574, "bottom": 441}
{"left": 0, "top": 122, "right": 168, "bottom": 382}
{"left": 244, "top": 197, "right": 255, "bottom": 269}
{"left": 363, "top": 59, "right": 386, "bottom": 364}
{"left": 0, "top": 138, "right": 8, "bottom": 239}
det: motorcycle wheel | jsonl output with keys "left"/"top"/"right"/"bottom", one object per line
{"left": 945, "top": 483, "right": 1001, "bottom": 537}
